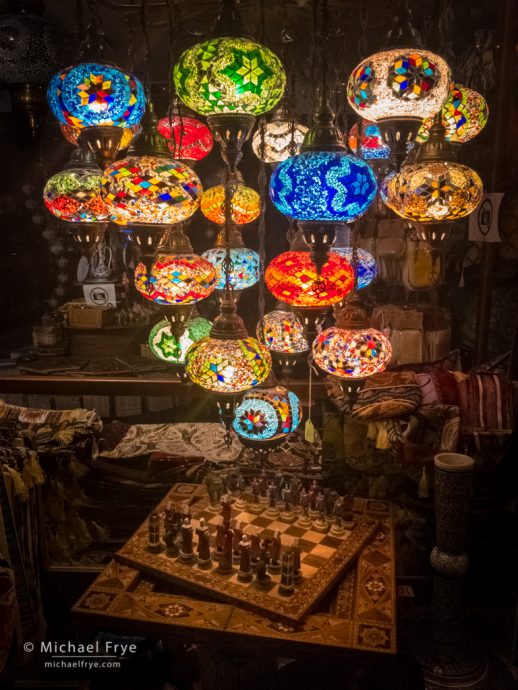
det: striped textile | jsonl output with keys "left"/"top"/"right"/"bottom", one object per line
{"left": 457, "top": 374, "right": 514, "bottom": 435}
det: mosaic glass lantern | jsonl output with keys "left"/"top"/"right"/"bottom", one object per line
{"left": 416, "top": 85, "right": 489, "bottom": 144}
{"left": 102, "top": 155, "right": 202, "bottom": 225}
{"left": 269, "top": 150, "right": 377, "bottom": 223}
{"left": 348, "top": 120, "right": 391, "bottom": 160}
{"left": 202, "top": 247, "right": 259, "bottom": 291}
{"left": 173, "top": 37, "right": 285, "bottom": 116}
{"left": 47, "top": 62, "right": 145, "bottom": 129}
{"left": 148, "top": 316, "right": 212, "bottom": 364}
{"left": 157, "top": 115, "right": 213, "bottom": 162}
{"left": 201, "top": 183, "right": 260, "bottom": 225}
{"left": 232, "top": 386, "right": 302, "bottom": 442}
{"left": 331, "top": 247, "right": 377, "bottom": 290}
{"left": 135, "top": 254, "right": 216, "bottom": 306}
{"left": 256, "top": 308, "right": 308, "bottom": 354}
{"left": 61, "top": 123, "right": 140, "bottom": 149}
{"left": 252, "top": 107, "right": 308, "bottom": 163}
{"left": 265, "top": 251, "right": 354, "bottom": 309}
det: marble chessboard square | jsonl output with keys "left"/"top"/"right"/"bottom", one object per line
{"left": 116, "top": 483, "right": 379, "bottom": 623}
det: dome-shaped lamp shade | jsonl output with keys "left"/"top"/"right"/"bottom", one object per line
{"left": 313, "top": 327, "right": 392, "bottom": 379}
{"left": 269, "top": 151, "right": 377, "bottom": 222}
{"left": 157, "top": 115, "right": 213, "bottom": 161}
{"left": 347, "top": 50, "right": 451, "bottom": 122}
{"left": 348, "top": 120, "right": 391, "bottom": 160}
{"left": 43, "top": 168, "right": 110, "bottom": 222}
{"left": 174, "top": 37, "right": 286, "bottom": 116}
{"left": 202, "top": 247, "right": 260, "bottom": 290}
{"left": 201, "top": 184, "right": 260, "bottom": 225}
{"left": 256, "top": 309, "right": 308, "bottom": 353}
{"left": 416, "top": 85, "right": 489, "bottom": 144}
{"left": 48, "top": 62, "right": 145, "bottom": 128}
{"left": 148, "top": 316, "right": 212, "bottom": 364}
{"left": 380, "top": 163, "right": 483, "bottom": 222}
{"left": 232, "top": 386, "right": 302, "bottom": 442}
{"left": 252, "top": 120, "right": 308, "bottom": 163}
{"left": 265, "top": 251, "right": 354, "bottom": 308}
{"left": 186, "top": 336, "right": 271, "bottom": 394}
{"left": 331, "top": 248, "right": 377, "bottom": 290}
{"left": 61, "top": 123, "right": 140, "bottom": 149}
{"left": 102, "top": 156, "right": 202, "bottom": 225}
{"left": 135, "top": 254, "right": 216, "bottom": 305}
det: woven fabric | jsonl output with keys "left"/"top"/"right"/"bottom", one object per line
{"left": 457, "top": 373, "right": 514, "bottom": 435}
{"left": 351, "top": 372, "right": 422, "bottom": 421}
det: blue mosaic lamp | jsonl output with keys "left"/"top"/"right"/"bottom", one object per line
{"left": 202, "top": 247, "right": 259, "bottom": 292}
{"left": 331, "top": 247, "right": 377, "bottom": 290}
{"left": 232, "top": 386, "right": 302, "bottom": 447}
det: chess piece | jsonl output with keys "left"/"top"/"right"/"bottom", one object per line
{"left": 179, "top": 518, "right": 196, "bottom": 563}
{"left": 342, "top": 495, "right": 355, "bottom": 529}
{"left": 265, "top": 483, "right": 280, "bottom": 518}
{"left": 278, "top": 548, "right": 295, "bottom": 596}
{"left": 292, "top": 538, "right": 302, "bottom": 583}
{"left": 313, "top": 493, "right": 328, "bottom": 532}
{"left": 221, "top": 495, "right": 233, "bottom": 527}
{"left": 258, "top": 470, "right": 269, "bottom": 505}
{"left": 290, "top": 479, "right": 302, "bottom": 515}
{"left": 249, "top": 478, "right": 262, "bottom": 514}
{"left": 237, "top": 534, "right": 253, "bottom": 583}
{"left": 308, "top": 481, "right": 320, "bottom": 518}
{"left": 234, "top": 475, "right": 248, "bottom": 510}
{"left": 280, "top": 485, "right": 296, "bottom": 523}
{"left": 268, "top": 530, "right": 281, "bottom": 574}
{"left": 255, "top": 559, "right": 272, "bottom": 589}
{"left": 250, "top": 531, "right": 261, "bottom": 570}
{"left": 196, "top": 518, "right": 212, "bottom": 569}
{"left": 214, "top": 516, "right": 225, "bottom": 561}
{"left": 216, "top": 527, "right": 234, "bottom": 575}
{"left": 297, "top": 489, "right": 312, "bottom": 528}
{"left": 204, "top": 470, "right": 225, "bottom": 510}
{"left": 330, "top": 497, "right": 346, "bottom": 536}
{"left": 232, "top": 520, "right": 243, "bottom": 562}
{"left": 147, "top": 511, "right": 162, "bottom": 553}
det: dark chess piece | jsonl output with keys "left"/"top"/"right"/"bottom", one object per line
{"left": 258, "top": 470, "right": 269, "bottom": 504}
{"left": 330, "top": 497, "right": 346, "bottom": 536}
{"left": 179, "top": 518, "right": 196, "bottom": 563}
{"left": 255, "top": 558, "right": 272, "bottom": 589}
{"left": 280, "top": 485, "right": 296, "bottom": 523}
{"left": 292, "top": 537, "right": 302, "bottom": 583}
{"left": 234, "top": 475, "right": 248, "bottom": 510}
{"left": 147, "top": 511, "right": 162, "bottom": 553}
{"left": 250, "top": 531, "right": 261, "bottom": 571}
{"left": 214, "top": 516, "right": 225, "bottom": 561}
{"left": 232, "top": 520, "right": 243, "bottom": 562}
{"left": 297, "top": 489, "right": 312, "bottom": 528}
{"left": 308, "top": 481, "right": 319, "bottom": 518}
{"left": 265, "top": 483, "right": 280, "bottom": 518}
{"left": 216, "top": 527, "right": 234, "bottom": 575}
{"left": 164, "top": 519, "right": 180, "bottom": 557}
{"left": 250, "top": 478, "right": 262, "bottom": 514}
{"left": 196, "top": 518, "right": 212, "bottom": 569}
{"left": 278, "top": 548, "right": 295, "bottom": 596}
{"left": 342, "top": 495, "right": 355, "bottom": 529}
{"left": 268, "top": 530, "right": 281, "bottom": 574}
{"left": 313, "top": 492, "right": 328, "bottom": 533}
{"left": 237, "top": 534, "right": 253, "bottom": 583}
{"left": 221, "top": 495, "right": 233, "bottom": 527}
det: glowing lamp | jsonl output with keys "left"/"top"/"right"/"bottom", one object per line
{"left": 252, "top": 107, "right": 308, "bottom": 163}
{"left": 232, "top": 386, "right": 302, "bottom": 443}
{"left": 201, "top": 183, "right": 260, "bottom": 225}
{"left": 331, "top": 247, "right": 377, "bottom": 289}
{"left": 348, "top": 120, "right": 390, "bottom": 160}
{"left": 256, "top": 308, "right": 308, "bottom": 354}
{"left": 148, "top": 316, "right": 212, "bottom": 365}
{"left": 202, "top": 247, "right": 259, "bottom": 291}
{"left": 416, "top": 85, "right": 489, "bottom": 144}
{"left": 135, "top": 254, "right": 216, "bottom": 306}
{"left": 157, "top": 115, "right": 213, "bottom": 162}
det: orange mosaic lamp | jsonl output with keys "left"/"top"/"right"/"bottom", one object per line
{"left": 200, "top": 183, "right": 260, "bottom": 225}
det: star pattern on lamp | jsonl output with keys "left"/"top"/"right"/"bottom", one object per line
{"left": 388, "top": 53, "right": 439, "bottom": 101}
{"left": 156, "top": 331, "right": 182, "bottom": 359}
{"left": 222, "top": 48, "right": 273, "bottom": 97}
{"left": 78, "top": 72, "right": 113, "bottom": 109}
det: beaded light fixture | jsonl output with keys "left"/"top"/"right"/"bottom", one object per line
{"left": 252, "top": 106, "right": 308, "bottom": 163}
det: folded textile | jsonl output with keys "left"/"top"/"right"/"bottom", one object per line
{"left": 351, "top": 372, "right": 422, "bottom": 421}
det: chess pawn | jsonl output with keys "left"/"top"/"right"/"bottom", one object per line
{"left": 268, "top": 530, "right": 281, "bottom": 574}
{"left": 254, "top": 558, "right": 272, "bottom": 590}
{"left": 216, "top": 527, "right": 234, "bottom": 575}
{"left": 292, "top": 538, "right": 302, "bottom": 583}
{"left": 196, "top": 518, "right": 212, "bottom": 569}
{"left": 232, "top": 520, "right": 243, "bottom": 562}
{"left": 278, "top": 548, "right": 295, "bottom": 596}
{"left": 147, "top": 511, "right": 162, "bottom": 553}
{"left": 237, "top": 534, "right": 253, "bottom": 583}
{"left": 179, "top": 518, "right": 196, "bottom": 563}
{"left": 250, "top": 531, "right": 261, "bottom": 570}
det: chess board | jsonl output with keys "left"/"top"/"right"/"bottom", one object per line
{"left": 116, "top": 483, "right": 379, "bottom": 623}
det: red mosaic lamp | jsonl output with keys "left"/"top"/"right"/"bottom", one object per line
{"left": 157, "top": 113, "right": 213, "bottom": 164}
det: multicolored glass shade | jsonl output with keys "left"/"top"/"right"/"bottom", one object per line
{"left": 60, "top": 123, "right": 140, "bottom": 149}
{"left": 148, "top": 317, "right": 212, "bottom": 364}
{"left": 135, "top": 254, "right": 216, "bottom": 305}
{"left": 201, "top": 184, "right": 260, "bottom": 225}
{"left": 347, "top": 49, "right": 451, "bottom": 122}
{"left": 416, "top": 85, "right": 489, "bottom": 144}
{"left": 232, "top": 386, "right": 302, "bottom": 442}
{"left": 380, "top": 162, "right": 483, "bottom": 222}
{"left": 265, "top": 252, "right": 354, "bottom": 308}
{"left": 102, "top": 155, "right": 202, "bottom": 225}
{"left": 348, "top": 120, "right": 390, "bottom": 160}
{"left": 269, "top": 151, "right": 377, "bottom": 222}
{"left": 157, "top": 115, "right": 213, "bottom": 161}
{"left": 202, "top": 247, "right": 259, "bottom": 291}
{"left": 186, "top": 336, "right": 271, "bottom": 394}
{"left": 43, "top": 167, "right": 109, "bottom": 222}
{"left": 331, "top": 248, "right": 377, "bottom": 290}
{"left": 47, "top": 62, "right": 145, "bottom": 128}
{"left": 256, "top": 308, "right": 308, "bottom": 354}
{"left": 173, "top": 37, "right": 286, "bottom": 115}
{"left": 313, "top": 327, "right": 392, "bottom": 379}
{"left": 252, "top": 119, "right": 308, "bottom": 163}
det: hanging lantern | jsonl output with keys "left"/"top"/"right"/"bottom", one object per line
{"left": 252, "top": 106, "right": 308, "bottom": 163}
{"left": 202, "top": 247, "right": 259, "bottom": 291}
{"left": 135, "top": 254, "right": 216, "bottom": 306}
{"left": 232, "top": 386, "right": 302, "bottom": 444}
{"left": 201, "top": 183, "right": 260, "bottom": 225}
{"left": 257, "top": 306, "right": 309, "bottom": 377}
{"left": 416, "top": 85, "right": 489, "bottom": 144}
{"left": 312, "top": 292, "right": 392, "bottom": 395}
{"left": 43, "top": 149, "right": 109, "bottom": 222}
{"left": 348, "top": 120, "right": 391, "bottom": 160}
{"left": 331, "top": 247, "right": 377, "bottom": 289}
{"left": 157, "top": 114, "right": 213, "bottom": 162}
{"left": 148, "top": 316, "right": 212, "bottom": 365}
{"left": 60, "top": 123, "right": 140, "bottom": 150}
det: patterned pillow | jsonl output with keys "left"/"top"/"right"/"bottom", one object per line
{"left": 457, "top": 373, "right": 514, "bottom": 435}
{"left": 351, "top": 372, "right": 422, "bottom": 421}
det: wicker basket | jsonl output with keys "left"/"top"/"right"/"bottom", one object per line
{"left": 66, "top": 301, "right": 114, "bottom": 329}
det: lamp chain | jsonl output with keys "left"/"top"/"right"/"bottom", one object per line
{"left": 223, "top": 168, "right": 235, "bottom": 293}
{"left": 140, "top": 0, "right": 152, "bottom": 102}
{"left": 258, "top": 120, "right": 267, "bottom": 321}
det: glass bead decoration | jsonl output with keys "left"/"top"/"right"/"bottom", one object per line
{"left": 416, "top": 85, "right": 489, "bottom": 144}
{"left": 232, "top": 386, "right": 302, "bottom": 442}
{"left": 157, "top": 115, "right": 213, "bottom": 161}
{"left": 47, "top": 62, "right": 145, "bottom": 128}
{"left": 265, "top": 252, "right": 354, "bottom": 308}
{"left": 380, "top": 162, "right": 483, "bottom": 222}
{"left": 252, "top": 119, "right": 308, "bottom": 163}
{"left": 269, "top": 151, "right": 377, "bottom": 222}
{"left": 201, "top": 184, "right": 260, "bottom": 225}
{"left": 60, "top": 123, "right": 140, "bottom": 149}
{"left": 347, "top": 49, "right": 451, "bottom": 122}
{"left": 331, "top": 248, "right": 377, "bottom": 290}
{"left": 135, "top": 254, "right": 216, "bottom": 305}
{"left": 202, "top": 247, "right": 259, "bottom": 291}
{"left": 256, "top": 308, "right": 308, "bottom": 353}
{"left": 348, "top": 120, "right": 391, "bottom": 160}
{"left": 148, "top": 317, "right": 212, "bottom": 364}
{"left": 312, "top": 327, "right": 392, "bottom": 379}
{"left": 173, "top": 37, "right": 286, "bottom": 116}
{"left": 186, "top": 336, "right": 272, "bottom": 394}
{"left": 43, "top": 167, "right": 109, "bottom": 222}
{"left": 102, "top": 155, "right": 202, "bottom": 225}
